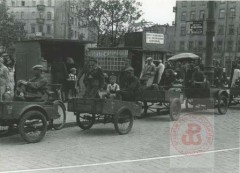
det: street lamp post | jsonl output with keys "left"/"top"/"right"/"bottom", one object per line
{"left": 205, "top": 1, "right": 215, "bottom": 85}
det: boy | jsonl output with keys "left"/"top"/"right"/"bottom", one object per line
{"left": 67, "top": 67, "right": 77, "bottom": 98}
{"left": 106, "top": 74, "right": 120, "bottom": 99}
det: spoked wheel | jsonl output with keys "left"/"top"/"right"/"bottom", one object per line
{"left": 114, "top": 107, "right": 134, "bottom": 135}
{"left": 170, "top": 98, "right": 181, "bottom": 121}
{"left": 218, "top": 95, "right": 228, "bottom": 115}
{"left": 0, "top": 125, "right": 11, "bottom": 136}
{"left": 185, "top": 99, "right": 195, "bottom": 110}
{"left": 51, "top": 101, "right": 66, "bottom": 130}
{"left": 76, "top": 113, "right": 95, "bottom": 130}
{"left": 19, "top": 111, "right": 47, "bottom": 143}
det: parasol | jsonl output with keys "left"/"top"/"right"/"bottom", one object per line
{"left": 168, "top": 53, "right": 200, "bottom": 61}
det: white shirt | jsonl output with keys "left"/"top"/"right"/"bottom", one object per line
{"left": 107, "top": 83, "right": 120, "bottom": 93}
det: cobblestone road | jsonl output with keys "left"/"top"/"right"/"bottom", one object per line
{"left": 0, "top": 106, "right": 239, "bottom": 173}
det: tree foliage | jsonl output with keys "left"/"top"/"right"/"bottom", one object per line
{"left": 78, "top": 0, "right": 143, "bottom": 47}
{"left": 0, "top": 1, "right": 26, "bottom": 51}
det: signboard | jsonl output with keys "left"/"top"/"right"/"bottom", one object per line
{"left": 186, "top": 21, "right": 203, "bottom": 35}
{"left": 146, "top": 33, "right": 164, "bottom": 44}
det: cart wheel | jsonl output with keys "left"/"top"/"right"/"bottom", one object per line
{"left": 76, "top": 113, "right": 95, "bottom": 130}
{"left": 18, "top": 111, "right": 47, "bottom": 143}
{"left": 114, "top": 107, "right": 133, "bottom": 135}
{"left": 218, "top": 95, "right": 228, "bottom": 115}
{"left": 0, "top": 125, "right": 11, "bottom": 136}
{"left": 51, "top": 101, "right": 66, "bottom": 130}
{"left": 170, "top": 98, "right": 181, "bottom": 121}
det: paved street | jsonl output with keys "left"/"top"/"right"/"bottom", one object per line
{"left": 0, "top": 106, "right": 240, "bottom": 173}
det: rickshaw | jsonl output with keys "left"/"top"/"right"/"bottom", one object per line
{"left": 0, "top": 84, "right": 66, "bottom": 143}
{"left": 68, "top": 98, "right": 141, "bottom": 135}
{"left": 168, "top": 53, "right": 229, "bottom": 114}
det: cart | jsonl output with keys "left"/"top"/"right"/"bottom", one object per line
{"left": 184, "top": 86, "right": 229, "bottom": 114}
{"left": 68, "top": 98, "right": 141, "bottom": 135}
{"left": 228, "top": 88, "right": 240, "bottom": 106}
{"left": 0, "top": 100, "right": 66, "bottom": 143}
{"left": 139, "top": 88, "right": 183, "bottom": 121}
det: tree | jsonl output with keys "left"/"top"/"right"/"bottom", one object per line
{"left": 0, "top": 1, "right": 26, "bottom": 51}
{"left": 77, "top": 0, "right": 143, "bottom": 47}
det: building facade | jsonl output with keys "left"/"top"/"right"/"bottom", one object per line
{"left": 174, "top": 1, "right": 240, "bottom": 75}
{"left": 6, "top": 0, "right": 97, "bottom": 42}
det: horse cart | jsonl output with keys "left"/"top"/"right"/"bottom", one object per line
{"left": 184, "top": 85, "right": 229, "bottom": 114}
{"left": 139, "top": 87, "right": 183, "bottom": 121}
{"left": 0, "top": 85, "right": 66, "bottom": 143}
{"left": 68, "top": 98, "right": 141, "bottom": 135}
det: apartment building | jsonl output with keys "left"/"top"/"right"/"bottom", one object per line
{"left": 174, "top": 1, "right": 240, "bottom": 74}
{"left": 6, "top": 0, "right": 97, "bottom": 42}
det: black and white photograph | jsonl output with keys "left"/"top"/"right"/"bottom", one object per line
{"left": 0, "top": 0, "right": 239, "bottom": 172}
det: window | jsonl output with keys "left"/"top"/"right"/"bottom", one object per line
{"left": 180, "top": 26, "right": 186, "bottom": 36}
{"left": 47, "top": 0, "right": 51, "bottom": 6}
{"left": 182, "top": 1, "right": 187, "bottom": 7}
{"left": 229, "top": 25, "right": 234, "bottom": 35}
{"left": 21, "top": 12, "right": 24, "bottom": 19}
{"left": 47, "top": 12, "right": 51, "bottom": 20}
{"left": 181, "top": 12, "right": 187, "bottom": 21}
{"left": 230, "top": 8, "right": 236, "bottom": 18}
{"left": 199, "top": 10, "right": 205, "bottom": 20}
{"left": 32, "top": 0, "right": 36, "bottom": 6}
{"left": 11, "top": 1, "right": 15, "bottom": 6}
{"left": 16, "top": 12, "right": 19, "bottom": 19}
{"left": 188, "top": 41, "right": 194, "bottom": 50}
{"left": 219, "top": 9, "right": 225, "bottom": 19}
{"left": 217, "top": 41, "right": 223, "bottom": 51}
{"left": 220, "top": 1, "right": 225, "bottom": 4}
{"left": 218, "top": 25, "right": 224, "bottom": 35}
{"left": 190, "top": 11, "right": 196, "bottom": 20}
{"left": 32, "top": 12, "right": 35, "bottom": 18}
{"left": 75, "top": 31, "right": 77, "bottom": 38}
{"left": 180, "top": 41, "right": 185, "bottom": 51}
{"left": 47, "top": 25, "right": 51, "bottom": 34}
{"left": 200, "top": 1, "right": 206, "bottom": 6}
{"left": 31, "top": 24, "right": 36, "bottom": 33}
{"left": 227, "top": 41, "right": 233, "bottom": 51}
{"left": 191, "top": 1, "right": 196, "bottom": 6}
{"left": 39, "top": 12, "right": 44, "bottom": 18}
{"left": 38, "top": 25, "right": 43, "bottom": 32}
{"left": 21, "top": 1, "right": 25, "bottom": 6}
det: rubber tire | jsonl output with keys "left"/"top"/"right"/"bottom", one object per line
{"left": 218, "top": 95, "right": 228, "bottom": 115}
{"left": 76, "top": 113, "right": 95, "bottom": 130}
{"left": 170, "top": 98, "right": 181, "bottom": 121}
{"left": 18, "top": 111, "right": 47, "bottom": 143}
{"left": 51, "top": 101, "right": 66, "bottom": 130}
{"left": 114, "top": 107, "right": 134, "bottom": 135}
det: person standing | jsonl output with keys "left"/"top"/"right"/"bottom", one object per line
{"left": 0, "top": 57, "right": 9, "bottom": 101}
{"left": 140, "top": 57, "right": 156, "bottom": 87}
{"left": 156, "top": 60, "right": 165, "bottom": 84}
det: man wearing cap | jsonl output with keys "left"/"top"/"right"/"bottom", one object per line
{"left": 82, "top": 57, "right": 105, "bottom": 98}
{"left": 140, "top": 57, "right": 156, "bottom": 87}
{"left": 120, "top": 67, "right": 140, "bottom": 101}
{"left": 0, "top": 57, "right": 10, "bottom": 101}
{"left": 15, "top": 65, "right": 48, "bottom": 101}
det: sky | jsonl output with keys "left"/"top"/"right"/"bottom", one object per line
{"left": 138, "top": 0, "right": 177, "bottom": 25}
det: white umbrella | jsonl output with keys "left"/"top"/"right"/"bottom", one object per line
{"left": 168, "top": 53, "right": 200, "bottom": 61}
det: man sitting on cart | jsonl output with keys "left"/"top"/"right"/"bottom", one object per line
{"left": 15, "top": 65, "right": 48, "bottom": 101}
{"left": 82, "top": 57, "right": 105, "bottom": 99}
{"left": 192, "top": 66, "right": 206, "bottom": 88}
{"left": 118, "top": 67, "right": 140, "bottom": 101}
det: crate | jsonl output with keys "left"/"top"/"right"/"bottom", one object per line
{"left": 68, "top": 98, "right": 104, "bottom": 114}
{"left": 141, "top": 90, "right": 165, "bottom": 102}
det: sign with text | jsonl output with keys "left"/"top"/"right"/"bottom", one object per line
{"left": 146, "top": 33, "right": 164, "bottom": 44}
{"left": 187, "top": 21, "right": 203, "bottom": 35}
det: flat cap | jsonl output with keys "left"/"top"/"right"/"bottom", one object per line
{"left": 32, "top": 64, "right": 44, "bottom": 70}
{"left": 125, "top": 67, "right": 134, "bottom": 72}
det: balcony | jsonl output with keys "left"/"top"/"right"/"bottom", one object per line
{"left": 36, "top": 18, "right": 45, "bottom": 24}
{"left": 37, "top": 4, "right": 45, "bottom": 11}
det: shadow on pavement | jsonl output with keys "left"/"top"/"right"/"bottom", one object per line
{"left": 74, "top": 127, "right": 117, "bottom": 137}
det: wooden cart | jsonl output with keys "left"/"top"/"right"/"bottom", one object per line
{"left": 139, "top": 88, "right": 183, "bottom": 121}
{"left": 68, "top": 98, "right": 141, "bottom": 135}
